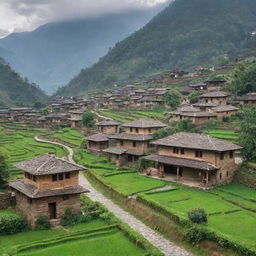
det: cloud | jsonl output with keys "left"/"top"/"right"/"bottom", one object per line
{"left": 0, "top": 0, "right": 169, "bottom": 37}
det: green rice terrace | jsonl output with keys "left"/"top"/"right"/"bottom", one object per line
{"left": 0, "top": 123, "right": 83, "bottom": 178}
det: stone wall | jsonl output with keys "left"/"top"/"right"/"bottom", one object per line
{"left": 0, "top": 192, "right": 15, "bottom": 209}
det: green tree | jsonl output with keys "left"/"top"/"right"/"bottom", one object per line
{"left": 239, "top": 107, "right": 256, "bottom": 161}
{"left": 188, "top": 92, "right": 202, "bottom": 104}
{"left": 232, "top": 62, "right": 256, "bottom": 96}
{"left": 0, "top": 153, "right": 8, "bottom": 185}
{"left": 82, "top": 112, "right": 96, "bottom": 128}
{"left": 164, "top": 90, "right": 183, "bottom": 110}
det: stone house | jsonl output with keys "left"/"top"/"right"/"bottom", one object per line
{"left": 211, "top": 105, "right": 239, "bottom": 121}
{"left": 0, "top": 109, "right": 10, "bottom": 121}
{"left": 199, "top": 91, "right": 230, "bottom": 105}
{"left": 168, "top": 106, "right": 217, "bottom": 125}
{"left": 43, "top": 114, "right": 70, "bottom": 128}
{"left": 143, "top": 132, "right": 242, "bottom": 188}
{"left": 96, "top": 120, "right": 121, "bottom": 135}
{"left": 9, "top": 154, "right": 88, "bottom": 227}
{"left": 240, "top": 93, "right": 256, "bottom": 106}
{"left": 68, "top": 110, "right": 84, "bottom": 128}
{"left": 103, "top": 119, "right": 167, "bottom": 166}
{"left": 87, "top": 133, "right": 109, "bottom": 154}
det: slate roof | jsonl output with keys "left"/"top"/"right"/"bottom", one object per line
{"left": 96, "top": 120, "right": 121, "bottom": 126}
{"left": 242, "top": 93, "right": 256, "bottom": 101}
{"left": 122, "top": 119, "right": 167, "bottom": 128}
{"left": 143, "top": 154, "right": 218, "bottom": 171}
{"left": 152, "top": 132, "right": 242, "bottom": 152}
{"left": 199, "top": 91, "right": 229, "bottom": 98}
{"left": 193, "top": 103, "right": 218, "bottom": 108}
{"left": 126, "top": 149, "right": 145, "bottom": 156}
{"left": 181, "top": 112, "right": 217, "bottom": 117}
{"left": 9, "top": 179, "right": 88, "bottom": 199}
{"left": 14, "top": 154, "right": 86, "bottom": 175}
{"left": 87, "top": 133, "right": 109, "bottom": 142}
{"left": 102, "top": 147, "right": 127, "bottom": 155}
{"left": 110, "top": 133, "right": 153, "bottom": 141}
{"left": 212, "top": 105, "right": 239, "bottom": 112}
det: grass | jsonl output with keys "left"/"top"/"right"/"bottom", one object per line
{"left": 18, "top": 230, "right": 146, "bottom": 256}
{"left": 140, "top": 183, "right": 256, "bottom": 250}
{"left": 0, "top": 123, "right": 68, "bottom": 178}
{"left": 204, "top": 129, "right": 239, "bottom": 143}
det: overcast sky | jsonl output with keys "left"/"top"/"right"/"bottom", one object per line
{"left": 0, "top": 0, "right": 168, "bottom": 38}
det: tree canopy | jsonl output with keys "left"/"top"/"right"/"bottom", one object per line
{"left": 164, "top": 90, "right": 183, "bottom": 110}
{"left": 0, "top": 153, "right": 8, "bottom": 185}
{"left": 82, "top": 112, "right": 96, "bottom": 128}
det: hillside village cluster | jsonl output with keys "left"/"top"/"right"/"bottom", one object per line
{"left": 1, "top": 68, "right": 256, "bottom": 229}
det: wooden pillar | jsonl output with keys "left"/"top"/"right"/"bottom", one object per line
{"left": 176, "top": 167, "right": 180, "bottom": 180}
{"left": 206, "top": 172, "right": 209, "bottom": 185}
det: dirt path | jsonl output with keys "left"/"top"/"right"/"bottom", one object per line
{"left": 91, "top": 110, "right": 113, "bottom": 120}
{"left": 34, "top": 136, "right": 194, "bottom": 256}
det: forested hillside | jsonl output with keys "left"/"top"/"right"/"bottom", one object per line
{"left": 0, "top": 58, "right": 47, "bottom": 107}
{"left": 0, "top": 5, "right": 167, "bottom": 94}
{"left": 57, "top": 0, "right": 256, "bottom": 96}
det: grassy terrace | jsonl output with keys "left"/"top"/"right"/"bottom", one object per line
{"left": 99, "top": 108, "right": 165, "bottom": 123}
{"left": 0, "top": 123, "right": 68, "bottom": 178}
{"left": 139, "top": 183, "right": 256, "bottom": 251}
{"left": 0, "top": 212, "right": 147, "bottom": 256}
{"left": 204, "top": 129, "right": 239, "bottom": 143}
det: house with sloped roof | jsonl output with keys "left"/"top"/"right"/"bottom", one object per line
{"left": 240, "top": 92, "right": 256, "bottom": 106}
{"left": 9, "top": 154, "right": 88, "bottom": 227}
{"left": 199, "top": 91, "right": 230, "bottom": 105}
{"left": 210, "top": 105, "right": 239, "bottom": 121}
{"left": 103, "top": 119, "right": 167, "bottom": 166}
{"left": 87, "top": 133, "right": 109, "bottom": 154}
{"left": 96, "top": 120, "right": 121, "bottom": 135}
{"left": 143, "top": 132, "right": 242, "bottom": 188}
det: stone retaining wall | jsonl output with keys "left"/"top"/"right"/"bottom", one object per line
{"left": 0, "top": 192, "right": 15, "bottom": 210}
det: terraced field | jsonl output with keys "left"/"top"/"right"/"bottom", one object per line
{"left": 204, "top": 129, "right": 239, "bottom": 143}
{"left": 99, "top": 109, "right": 165, "bottom": 123}
{"left": 0, "top": 123, "right": 69, "bottom": 178}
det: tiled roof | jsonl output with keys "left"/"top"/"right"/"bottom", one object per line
{"left": 212, "top": 105, "right": 239, "bottom": 112}
{"left": 143, "top": 154, "right": 218, "bottom": 171}
{"left": 110, "top": 133, "right": 153, "bottom": 141}
{"left": 122, "top": 119, "right": 167, "bottom": 128}
{"left": 14, "top": 154, "right": 86, "bottom": 175}
{"left": 9, "top": 179, "right": 88, "bottom": 199}
{"left": 199, "top": 91, "right": 229, "bottom": 98}
{"left": 86, "top": 133, "right": 109, "bottom": 142}
{"left": 96, "top": 120, "right": 121, "bottom": 126}
{"left": 152, "top": 132, "right": 242, "bottom": 152}
{"left": 193, "top": 103, "right": 218, "bottom": 108}
{"left": 102, "top": 147, "right": 127, "bottom": 155}
{"left": 242, "top": 93, "right": 256, "bottom": 101}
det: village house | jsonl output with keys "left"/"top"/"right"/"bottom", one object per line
{"left": 87, "top": 133, "right": 109, "bottom": 154}
{"left": 68, "top": 110, "right": 84, "bottom": 128}
{"left": 38, "top": 114, "right": 70, "bottom": 128}
{"left": 9, "top": 154, "right": 88, "bottom": 227}
{"left": 96, "top": 120, "right": 121, "bottom": 135}
{"left": 0, "top": 109, "right": 10, "bottom": 121}
{"left": 199, "top": 91, "right": 230, "bottom": 105}
{"left": 240, "top": 92, "right": 256, "bottom": 106}
{"left": 103, "top": 119, "right": 166, "bottom": 166}
{"left": 210, "top": 105, "right": 239, "bottom": 121}
{"left": 143, "top": 132, "right": 242, "bottom": 188}
{"left": 168, "top": 106, "right": 217, "bottom": 125}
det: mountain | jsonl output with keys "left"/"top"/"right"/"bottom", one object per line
{"left": 0, "top": 58, "right": 47, "bottom": 107}
{"left": 57, "top": 0, "right": 256, "bottom": 96}
{"left": 0, "top": 4, "right": 168, "bottom": 94}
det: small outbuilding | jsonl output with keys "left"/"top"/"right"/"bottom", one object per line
{"left": 87, "top": 133, "right": 109, "bottom": 154}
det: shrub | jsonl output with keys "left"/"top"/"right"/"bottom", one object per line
{"left": 60, "top": 208, "right": 81, "bottom": 227}
{"left": 82, "top": 112, "right": 95, "bottom": 128}
{"left": 222, "top": 115, "right": 230, "bottom": 122}
{"left": 0, "top": 214, "right": 28, "bottom": 234}
{"left": 35, "top": 215, "right": 50, "bottom": 230}
{"left": 188, "top": 209, "right": 207, "bottom": 224}
{"left": 185, "top": 226, "right": 207, "bottom": 243}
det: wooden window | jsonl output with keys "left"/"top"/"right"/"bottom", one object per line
{"left": 173, "top": 147, "right": 179, "bottom": 154}
{"left": 219, "top": 173, "right": 222, "bottom": 180}
{"left": 149, "top": 128, "right": 152, "bottom": 133}
{"left": 130, "top": 127, "right": 133, "bottom": 132}
{"left": 135, "top": 128, "right": 139, "bottom": 133}
{"left": 59, "top": 173, "right": 64, "bottom": 180}
{"left": 229, "top": 151, "right": 234, "bottom": 159}
{"left": 33, "top": 175, "right": 37, "bottom": 182}
{"left": 133, "top": 141, "right": 136, "bottom": 148}
{"left": 220, "top": 152, "right": 225, "bottom": 160}
{"left": 63, "top": 195, "right": 69, "bottom": 201}
{"left": 65, "top": 172, "right": 71, "bottom": 179}
{"left": 52, "top": 174, "right": 58, "bottom": 182}
{"left": 120, "top": 140, "right": 124, "bottom": 146}
{"left": 181, "top": 148, "right": 185, "bottom": 155}
{"left": 195, "top": 151, "right": 203, "bottom": 158}
{"left": 227, "top": 171, "right": 229, "bottom": 177}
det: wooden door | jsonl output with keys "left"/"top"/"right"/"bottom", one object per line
{"left": 48, "top": 202, "right": 57, "bottom": 219}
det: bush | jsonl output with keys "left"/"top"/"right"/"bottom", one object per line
{"left": 82, "top": 112, "right": 95, "bottom": 128}
{"left": 188, "top": 209, "right": 207, "bottom": 224}
{"left": 185, "top": 226, "right": 207, "bottom": 243}
{"left": 0, "top": 214, "right": 28, "bottom": 234}
{"left": 35, "top": 215, "right": 50, "bottom": 230}
{"left": 222, "top": 115, "right": 230, "bottom": 122}
{"left": 60, "top": 208, "right": 81, "bottom": 227}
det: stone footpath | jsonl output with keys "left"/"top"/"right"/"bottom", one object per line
{"left": 35, "top": 136, "right": 194, "bottom": 256}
